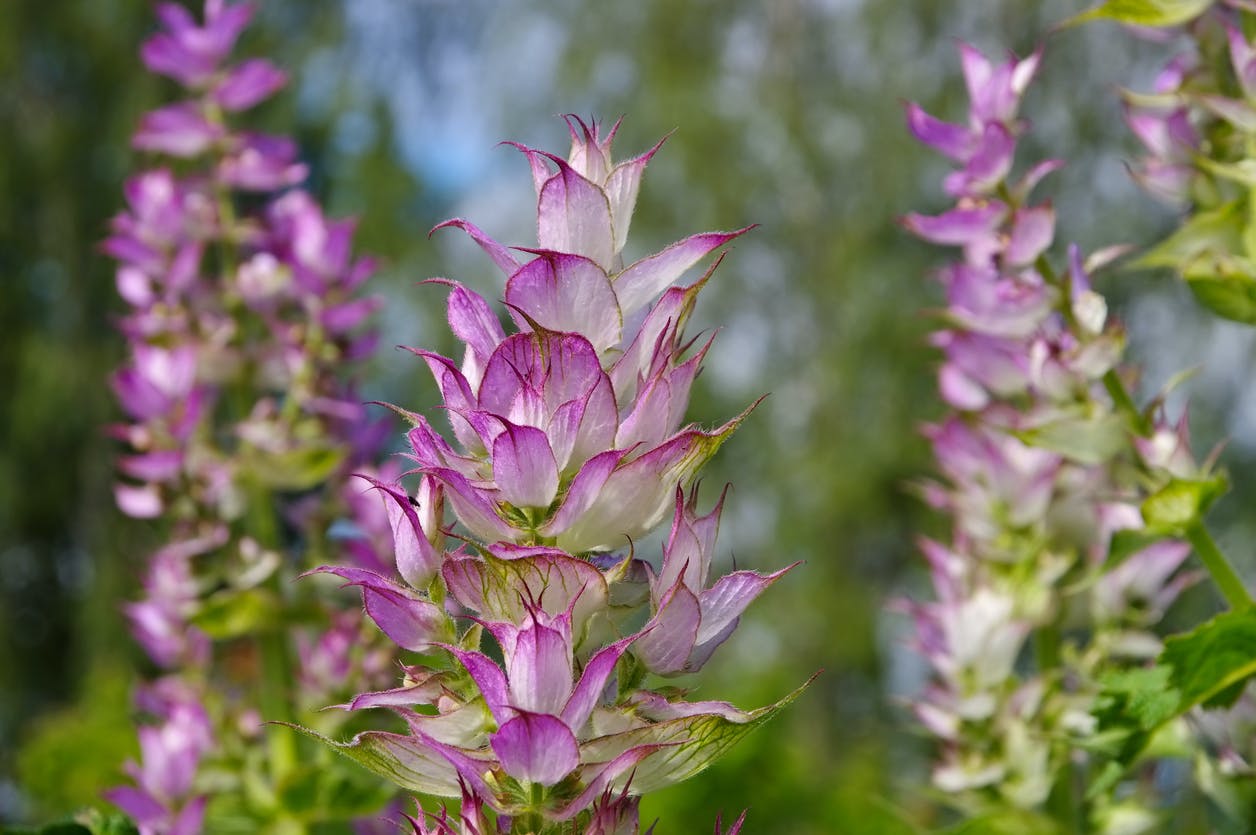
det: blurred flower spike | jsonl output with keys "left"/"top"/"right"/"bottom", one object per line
{"left": 105, "top": 0, "right": 400, "bottom": 830}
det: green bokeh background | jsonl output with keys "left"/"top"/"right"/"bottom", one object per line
{"left": 4, "top": 1, "right": 1253, "bottom": 832}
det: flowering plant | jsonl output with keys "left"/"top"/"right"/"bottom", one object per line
{"left": 297, "top": 115, "right": 808, "bottom": 834}
{"left": 102, "top": 2, "right": 401, "bottom": 832}
{"left": 903, "top": 1, "right": 1256, "bottom": 830}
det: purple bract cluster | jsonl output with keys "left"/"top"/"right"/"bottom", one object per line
{"left": 103, "top": 2, "right": 394, "bottom": 832}
{"left": 309, "top": 117, "right": 802, "bottom": 833}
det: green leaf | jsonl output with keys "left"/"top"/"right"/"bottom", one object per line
{"left": 189, "top": 587, "right": 282, "bottom": 639}
{"left": 1131, "top": 200, "right": 1243, "bottom": 271}
{"left": 1066, "top": 0, "right": 1215, "bottom": 27}
{"left": 1097, "top": 666, "right": 1181, "bottom": 731}
{"left": 1184, "top": 258, "right": 1256, "bottom": 325}
{"left": 1014, "top": 412, "right": 1126, "bottom": 465}
{"left": 1161, "top": 607, "right": 1256, "bottom": 708}
{"left": 1090, "top": 609, "right": 1256, "bottom": 790}
{"left": 1140, "top": 475, "right": 1227, "bottom": 533}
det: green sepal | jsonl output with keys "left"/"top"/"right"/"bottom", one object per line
{"left": 1183, "top": 256, "right": 1256, "bottom": 324}
{"left": 1131, "top": 200, "right": 1243, "bottom": 272}
{"left": 1140, "top": 474, "right": 1227, "bottom": 533}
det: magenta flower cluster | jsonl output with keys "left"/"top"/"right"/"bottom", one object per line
{"left": 103, "top": 2, "right": 397, "bottom": 832}
{"left": 307, "top": 117, "right": 801, "bottom": 833}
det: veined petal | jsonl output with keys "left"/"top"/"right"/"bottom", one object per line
{"left": 405, "top": 415, "right": 464, "bottom": 470}
{"left": 508, "top": 621, "right": 574, "bottom": 716}
{"left": 504, "top": 252, "right": 623, "bottom": 355}
{"left": 343, "top": 679, "right": 449, "bottom": 712}
{"left": 286, "top": 726, "right": 468, "bottom": 798}
{"left": 577, "top": 677, "right": 811, "bottom": 795}
{"left": 478, "top": 331, "right": 609, "bottom": 422}
{"left": 603, "top": 135, "right": 666, "bottom": 253}
{"left": 491, "top": 422, "right": 560, "bottom": 509}
{"left": 616, "top": 354, "right": 703, "bottom": 452}
{"left": 565, "top": 114, "right": 612, "bottom": 185}
{"left": 445, "top": 647, "right": 512, "bottom": 725}
{"left": 307, "top": 566, "right": 446, "bottom": 652}
{"left": 614, "top": 228, "right": 752, "bottom": 322}
{"left": 506, "top": 140, "right": 556, "bottom": 198}
{"left": 424, "top": 467, "right": 519, "bottom": 544}
{"left": 611, "top": 277, "right": 705, "bottom": 407}
{"left": 355, "top": 475, "right": 443, "bottom": 590}
{"left": 431, "top": 218, "right": 521, "bottom": 277}
{"left": 538, "top": 449, "right": 629, "bottom": 549}
{"left": 695, "top": 564, "right": 795, "bottom": 646}
{"left": 411, "top": 350, "right": 480, "bottom": 452}
{"left": 491, "top": 712, "right": 580, "bottom": 786}
{"left": 536, "top": 155, "right": 616, "bottom": 270}
{"left": 398, "top": 701, "right": 493, "bottom": 748}
{"left": 629, "top": 691, "right": 755, "bottom": 723}
{"left": 414, "top": 349, "right": 476, "bottom": 415}
{"left": 546, "top": 376, "right": 617, "bottom": 475}
{"left": 547, "top": 407, "right": 752, "bottom": 553}
{"left": 443, "top": 548, "right": 608, "bottom": 638}
{"left": 442, "top": 280, "right": 506, "bottom": 371}
{"left": 552, "top": 744, "right": 675, "bottom": 822}
{"left": 562, "top": 633, "right": 640, "bottom": 732}
{"left": 636, "top": 584, "right": 701, "bottom": 675}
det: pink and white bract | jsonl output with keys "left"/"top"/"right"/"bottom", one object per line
{"left": 303, "top": 116, "right": 807, "bottom": 832}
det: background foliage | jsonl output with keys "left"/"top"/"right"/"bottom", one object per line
{"left": 4, "top": 1, "right": 1254, "bottom": 832}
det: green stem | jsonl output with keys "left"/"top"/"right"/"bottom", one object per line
{"left": 1186, "top": 521, "right": 1254, "bottom": 610}
{"left": 245, "top": 480, "right": 299, "bottom": 787}
{"left": 260, "top": 624, "right": 299, "bottom": 785}
{"left": 1101, "top": 370, "right": 1151, "bottom": 437}
{"left": 1033, "top": 624, "right": 1060, "bottom": 674}
{"left": 1035, "top": 627, "right": 1085, "bottom": 832}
